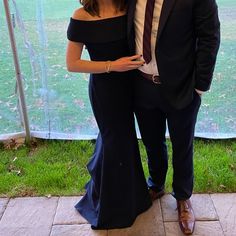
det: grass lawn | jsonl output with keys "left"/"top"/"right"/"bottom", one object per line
{"left": 0, "top": 138, "right": 235, "bottom": 197}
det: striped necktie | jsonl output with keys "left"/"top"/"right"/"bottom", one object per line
{"left": 143, "top": 0, "right": 155, "bottom": 64}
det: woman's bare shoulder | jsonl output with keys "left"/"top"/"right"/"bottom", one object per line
{"left": 72, "top": 7, "right": 92, "bottom": 20}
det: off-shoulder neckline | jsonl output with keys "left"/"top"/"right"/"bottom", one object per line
{"left": 70, "top": 14, "right": 126, "bottom": 23}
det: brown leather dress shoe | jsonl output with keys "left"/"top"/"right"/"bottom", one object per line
{"left": 149, "top": 189, "right": 165, "bottom": 201}
{"left": 177, "top": 199, "right": 195, "bottom": 235}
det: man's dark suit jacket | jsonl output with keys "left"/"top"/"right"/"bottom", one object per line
{"left": 128, "top": 0, "right": 220, "bottom": 109}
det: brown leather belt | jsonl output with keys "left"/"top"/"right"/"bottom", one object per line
{"left": 138, "top": 70, "right": 161, "bottom": 84}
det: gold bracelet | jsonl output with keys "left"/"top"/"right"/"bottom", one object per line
{"left": 105, "top": 61, "right": 111, "bottom": 73}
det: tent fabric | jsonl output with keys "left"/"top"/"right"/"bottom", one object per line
{"left": 0, "top": 0, "right": 235, "bottom": 140}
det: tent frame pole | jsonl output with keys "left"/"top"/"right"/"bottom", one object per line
{"left": 3, "top": 0, "right": 31, "bottom": 143}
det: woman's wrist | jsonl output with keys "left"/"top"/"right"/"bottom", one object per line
{"left": 105, "top": 61, "right": 112, "bottom": 73}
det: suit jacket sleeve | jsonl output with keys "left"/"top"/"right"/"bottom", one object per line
{"left": 194, "top": 0, "right": 220, "bottom": 91}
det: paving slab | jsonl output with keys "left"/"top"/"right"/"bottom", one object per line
{"left": 190, "top": 194, "right": 219, "bottom": 220}
{"left": 0, "top": 226, "right": 53, "bottom": 236}
{"left": 108, "top": 200, "right": 165, "bottom": 236}
{"left": 0, "top": 197, "right": 58, "bottom": 236}
{"left": 54, "top": 196, "right": 87, "bottom": 225}
{"left": 0, "top": 198, "right": 9, "bottom": 220}
{"left": 0, "top": 194, "right": 235, "bottom": 236}
{"left": 161, "top": 194, "right": 218, "bottom": 222}
{"left": 164, "top": 221, "right": 224, "bottom": 236}
{"left": 211, "top": 193, "right": 236, "bottom": 236}
{"left": 50, "top": 224, "right": 107, "bottom": 236}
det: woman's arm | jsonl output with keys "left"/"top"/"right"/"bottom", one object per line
{"left": 66, "top": 8, "right": 144, "bottom": 74}
{"left": 66, "top": 40, "right": 144, "bottom": 74}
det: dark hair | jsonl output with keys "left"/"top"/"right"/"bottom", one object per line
{"left": 79, "top": 0, "right": 127, "bottom": 16}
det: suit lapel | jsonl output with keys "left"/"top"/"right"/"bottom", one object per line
{"left": 157, "top": 0, "right": 176, "bottom": 42}
{"left": 127, "top": 0, "right": 137, "bottom": 36}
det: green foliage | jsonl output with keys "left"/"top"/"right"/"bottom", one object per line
{"left": 0, "top": 139, "right": 235, "bottom": 197}
{"left": 193, "top": 139, "right": 236, "bottom": 193}
{"left": 141, "top": 139, "right": 236, "bottom": 193}
{"left": 0, "top": 140, "right": 93, "bottom": 197}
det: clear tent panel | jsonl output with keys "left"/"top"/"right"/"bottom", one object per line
{"left": 0, "top": 0, "right": 235, "bottom": 140}
{"left": 0, "top": 0, "right": 24, "bottom": 138}
{"left": 195, "top": 0, "right": 236, "bottom": 138}
{"left": 1, "top": 0, "right": 97, "bottom": 140}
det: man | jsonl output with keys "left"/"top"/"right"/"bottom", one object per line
{"left": 128, "top": 0, "right": 220, "bottom": 235}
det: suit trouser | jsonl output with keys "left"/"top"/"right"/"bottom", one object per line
{"left": 134, "top": 76, "right": 201, "bottom": 200}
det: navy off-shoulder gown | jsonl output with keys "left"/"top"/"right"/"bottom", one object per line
{"left": 67, "top": 15, "right": 152, "bottom": 229}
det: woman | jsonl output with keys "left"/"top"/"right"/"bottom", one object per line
{"left": 66, "top": 0, "right": 152, "bottom": 229}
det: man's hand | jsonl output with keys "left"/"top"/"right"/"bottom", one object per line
{"left": 195, "top": 88, "right": 204, "bottom": 96}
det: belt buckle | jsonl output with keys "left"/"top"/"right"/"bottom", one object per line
{"left": 152, "top": 74, "right": 161, "bottom": 84}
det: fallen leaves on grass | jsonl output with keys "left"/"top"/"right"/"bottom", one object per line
{"left": 7, "top": 163, "right": 22, "bottom": 176}
{"left": 11, "top": 186, "right": 37, "bottom": 197}
{"left": 219, "top": 184, "right": 227, "bottom": 189}
{"left": 2, "top": 137, "right": 38, "bottom": 151}
{"left": 3, "top": 137, "right": 25, "bottom": 150}
{"left": 229, "top": 164, "right": 235, "bottom": 171}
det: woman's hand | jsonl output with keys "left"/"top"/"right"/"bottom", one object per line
{"left": 111, "top": 55, "right": 145, "bottom": 72}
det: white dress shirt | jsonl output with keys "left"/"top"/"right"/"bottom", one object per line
{"left": 134, "top": 0, "right": 164, "bottom": 75}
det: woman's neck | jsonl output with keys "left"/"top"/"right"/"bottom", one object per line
{"left": 99, "top": 0, "right": 114, "bottom": 8}
{"left": 98, "top": 0, "right": 119, "bottom": 17}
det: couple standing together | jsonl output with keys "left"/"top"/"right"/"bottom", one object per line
{"left": 66, "top": 0, "right": 220, "bottom": 235}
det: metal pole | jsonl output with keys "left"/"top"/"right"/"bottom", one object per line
{"left": 3, "top": 0, "right": 31, "bottom": 143}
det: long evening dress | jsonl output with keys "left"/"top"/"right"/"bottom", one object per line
{"left": 67, "top": 15, "right": 152, "bottom": 229}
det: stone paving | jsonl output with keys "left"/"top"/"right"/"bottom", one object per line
{"left": 0, "top": 193, "right": 235, "bottom": 236}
